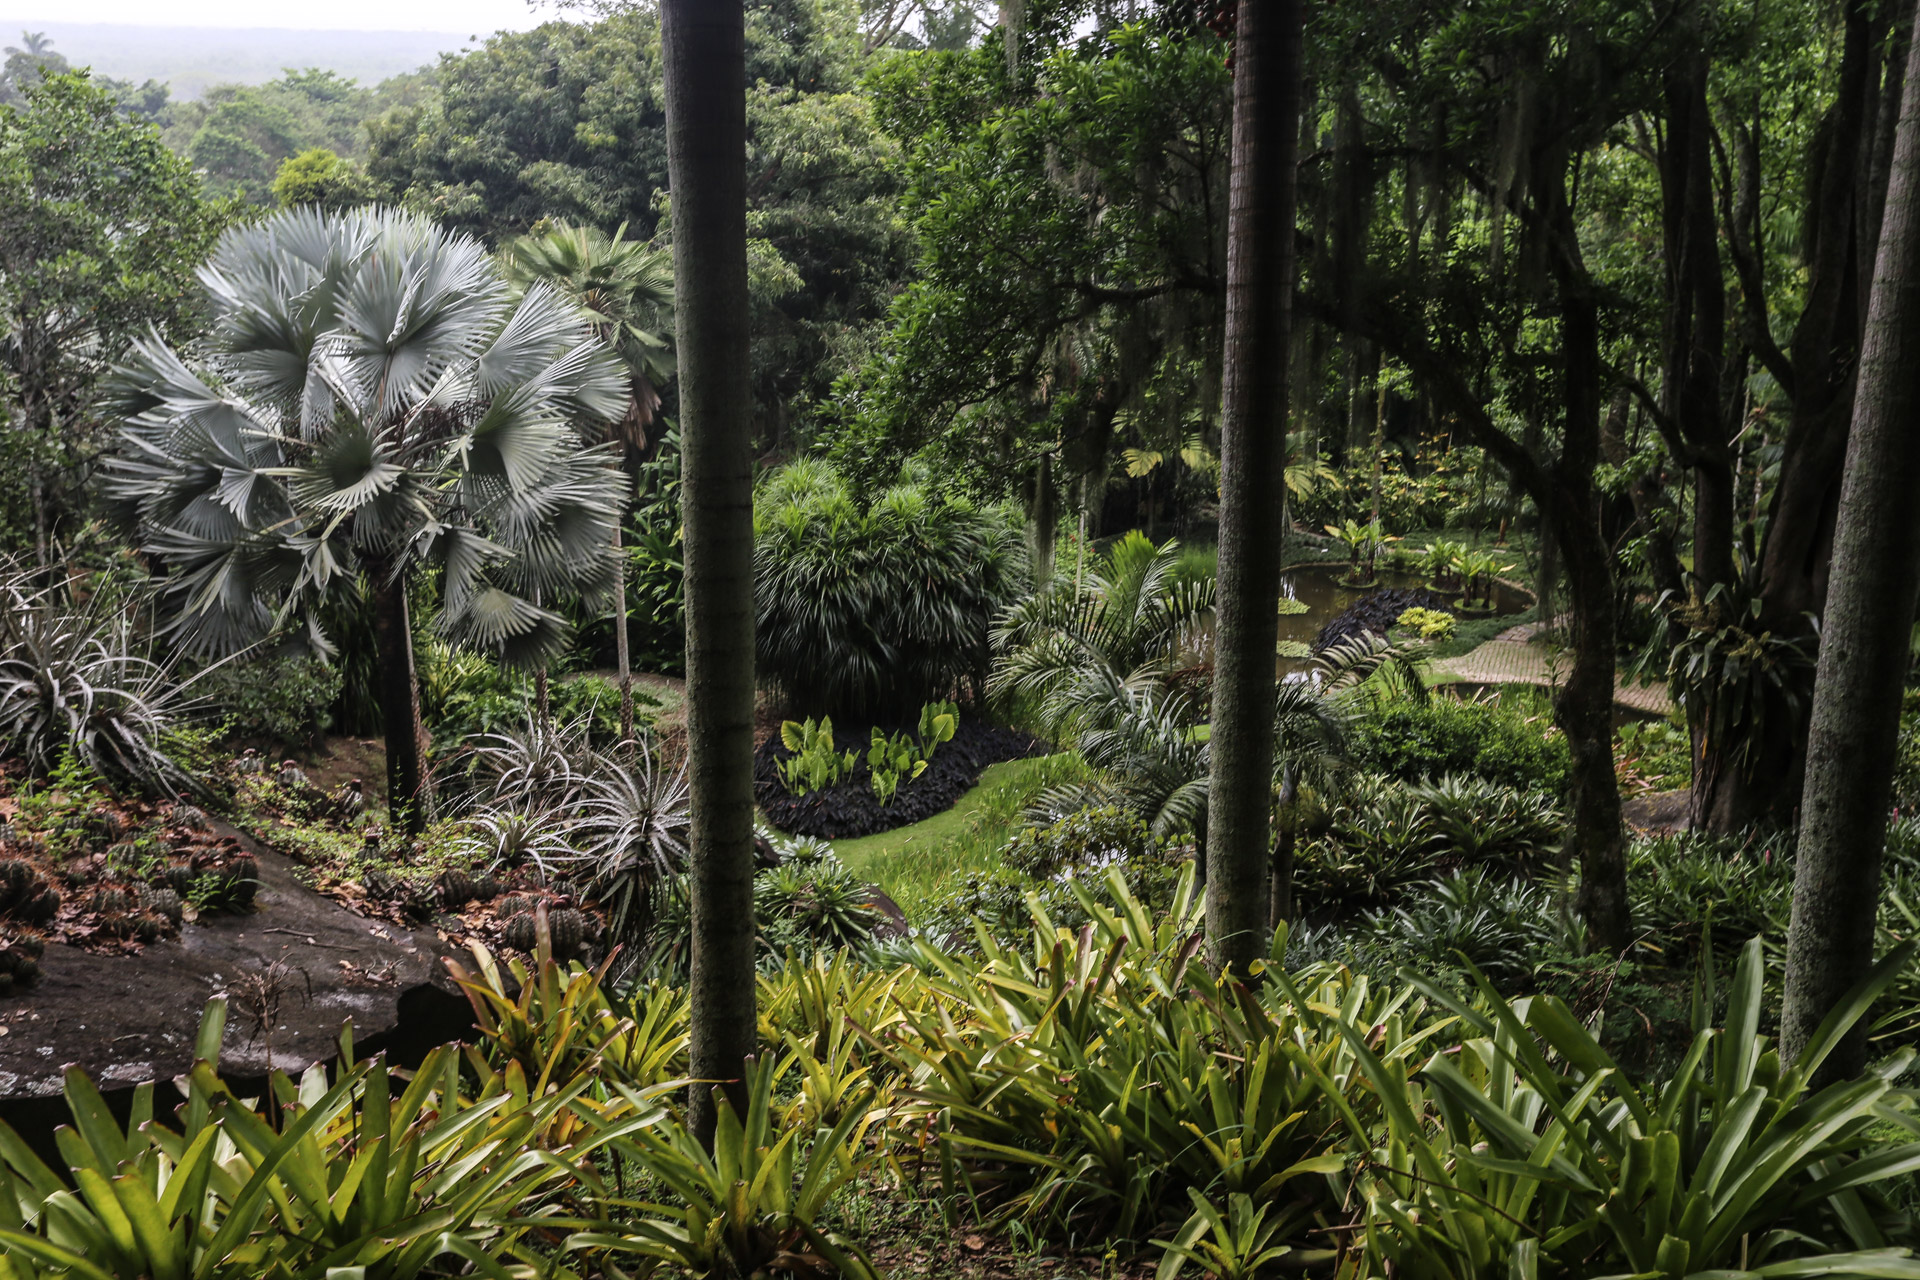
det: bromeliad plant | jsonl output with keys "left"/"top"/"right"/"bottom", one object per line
{"left": 0, "top": 561, "right": 196, "bottom": 796}
{"left": 0, "top": 1000, "right": 579, "bottom": 1280}
{"left": 557, "top": 1055, "right": 884, "bottom": 1280}
{"left": 881, "top": 866, "right": 1433, "bottom": 1238}
{"left": 1315, "top": 938, "right": 1920, "bottom": 1278}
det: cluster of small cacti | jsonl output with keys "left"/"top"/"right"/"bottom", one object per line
{"left": 140, "top": 885, "right": 184, "bottom": 926}
{"left": 0, "top": 928, "right": 44, "bottom": 995}
{"left": 436, "top": 869, "right": 504, "bottom": 909}
{"left": 86, "top": 885, "right": 172, "bottom": 944}
{"left": 0, "top": 858, "right": 60, "bottom": 925}
{"left": 57, "top": 805, "right": 126, "bottom": 855}
{"left": 170, "top": 804, "right": 212, "bottom": 833}
{"left": 151, "top": 850, "right": 257, "bottom": 912}
{"left": 361, "top": 869, "right": 436, "bottom": 923}
{"left": 500, "top": 904, "right": 595, "bottom": 960}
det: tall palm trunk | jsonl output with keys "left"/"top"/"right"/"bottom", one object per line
{"left": 1205, "top": 0, "right": 1303, "bottom": 976}
{"left": 1782, "top": 4, "right": 1920, "bottom": 1078}
{"left": 614, "top": 521, "right": 635, "bottom": 745}
{"left": 367, "top": 561, "right": 427, "bottom": 836}
{"left": 663, "top": 0, "right": 758, "bottom": 1147}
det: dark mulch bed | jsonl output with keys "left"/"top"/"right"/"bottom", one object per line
{"left": 756, "top": 716, "right": 1043, "bottom": 839}
{"left": 1313, "top": 585, "right": 1457, "bottom": 652}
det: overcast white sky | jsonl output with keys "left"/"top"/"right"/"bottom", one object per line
{"left": 1, "top": 0, "right": 555, "bottom": 31}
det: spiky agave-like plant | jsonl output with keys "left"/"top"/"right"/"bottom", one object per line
{"left": 104, "top": 206, "right": 628, "bottom": 830}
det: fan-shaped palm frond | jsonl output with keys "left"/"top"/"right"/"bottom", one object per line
{"left": 500, "top": 220, "right": 675, "bottom": 451}
{"left": 108, "top": 206, "right": 625, "bottom": 674}
{"left": 1314, "top": 632, "right": 1431, "bottom": 706}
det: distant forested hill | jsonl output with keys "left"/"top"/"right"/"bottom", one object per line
{"left": 0, "top": 21, "right": 471, "bottom": 97}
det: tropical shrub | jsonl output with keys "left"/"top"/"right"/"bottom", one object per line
{"left": 866, "top": 702, "right": 955, "bottom": 804}
{"left": 777, "top": 715, "right": 858, "bottom": 796}
{"left": 991, "top": 529, "right": 1212, "bottom": 742}
{"left": 195, "top": 651, "right": 342, "bottom": 747}
{"left": 1328, "top": 940, "right": 1920, "bottom": 1277}
{"left": 1354, "top": 868, "right": 1571, "bottom": 986}
{"left": 0, "top": 1001, "right": 577, "bottom": 1280}
{"left": 559, "top": 1055, "right": 884, "bottom": 1280}
{"left": 882, "top": 867, "right": 1407, "bottom": 1237}
{"left": 647, "top": 834, "right": 886, "bottom": 977}
{"left": 1348, "top": 695, "right": 1570, "bottom": 793}
{"left": 755, "top": 460, "right": 1027, "bottom": 719}
{"left": 1407, "top": 772, "right": 1564, "bottom": 866}
{"left": 1394, "top": 605, "right": 1456, "bottom": 640}
{"left": 1628, "top": 832, "right": 1794, "bottom": 962}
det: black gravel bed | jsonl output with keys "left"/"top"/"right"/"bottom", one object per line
{"left": 1313, "top": 586, "right": 1457, "bottom": 652}
{"left": 756, "top": 717, "right": 1044, "bottom": 839}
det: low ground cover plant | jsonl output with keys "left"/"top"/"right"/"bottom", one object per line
{"left": 6, "top": 876, "right": 1920, "bottom": 1279}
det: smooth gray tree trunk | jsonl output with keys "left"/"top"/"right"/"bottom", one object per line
{"left": 1782, "top": 1, "right": 1920, "bottom": 1077}
{"left": 663, "top": 0, "right": 758, "bottom": 1146}
{"left": 1205, "top": 0, "right": 1303, "bottom": 976}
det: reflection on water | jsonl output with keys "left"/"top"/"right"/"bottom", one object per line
{"left": 1190, "top": 563, "right": 1531, "bottom": 677}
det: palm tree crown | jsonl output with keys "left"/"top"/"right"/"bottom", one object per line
{"left": 106, "top": 205, "right": 629, "bottom": 667}
{"left": 500, "top": 220, "right": 675, "bottom": 454}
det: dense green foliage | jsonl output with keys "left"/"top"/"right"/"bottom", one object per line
{"left": 12, "top": 878, "right": 1920, "bottom": 1278}
{"left": 1348, "top": 695, "right": 1572, "bottom": 794}
{"left": 366, "top": 0, "right": 910, "bottom": 434}
{"left": 754, "top": 460, "right": 1027, "bottom": 718}
{"left": 0, "top": 72, "right": 228, "bottom": 559}
{"left": 164, "top": 68, "right": 397, "bottom": 203}
{"left": 834, "top": 22, "right": 1231, "bottom": 494}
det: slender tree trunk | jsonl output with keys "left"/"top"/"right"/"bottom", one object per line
{"left": 1206, "top": 0, "right": 1301, "bottom": 976}
{"left": 534, "top": 668, "right": 550, "bottom": 728}
{"left": 1550, "top": 189, "right": 1632, "bottom": 954}
{"left": 614, "top": 522, "right": 635, "bottom": 746}
{"left": 1782, "top": 9, "right": 1920, "bottom": 1076}
{"left": 1696, "top": 0, "right": 1886, "bottom": 833}
{"left": 1558, "top": 512, "right": 1629, "bottom": 952}
{"left": 1269, "top": 773, "right": 1297, "bottom": 930}
{"left": 663, "top": 0, "right": 758, "bottom": 1147}
{"left": 26, "top": 459, "right": 48, "bottom": 569}
{"left": 368, "top": 563, "right": 427, "bottom": 836}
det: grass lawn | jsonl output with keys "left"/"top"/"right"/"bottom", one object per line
{"left": 833, "top": 754, "right": 1083, "bottom": 914}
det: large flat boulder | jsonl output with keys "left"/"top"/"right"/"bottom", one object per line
{"left": 0, "top": 820, "right": 469, "bottom": 1103}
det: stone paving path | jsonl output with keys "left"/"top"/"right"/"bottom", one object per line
{"left": 1432, "top": 621, "right": 1674, "bottom": 716}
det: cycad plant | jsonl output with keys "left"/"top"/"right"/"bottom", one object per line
{"left": 502, "top": 220, "right": 674, "bottom": 741}
{"left": 105, "top": 206, "right": 627, "bottom": 830}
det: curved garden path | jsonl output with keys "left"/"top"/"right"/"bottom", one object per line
{"left": 1431, "top": 620, "right": 1674, "bottom": 716}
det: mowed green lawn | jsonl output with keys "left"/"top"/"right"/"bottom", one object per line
{"left": 832, "top": 755, "right": 1080, "bottom": 912}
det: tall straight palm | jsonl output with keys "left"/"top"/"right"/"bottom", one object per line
{"left": 106, "top": 206, "right": 627, "bottom": 832}
{"left": 1206, "top": 0, "right": 1304, "bottom": 975}
{"left": 503, "top": 221, "right": 676, "bottom": 744}
{"left": 662, "top": 0, "right": 758, "bottom": 1148}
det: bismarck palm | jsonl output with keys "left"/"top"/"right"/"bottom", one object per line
{"left": 104, "top": 205, "right": 629, "bottom": 829}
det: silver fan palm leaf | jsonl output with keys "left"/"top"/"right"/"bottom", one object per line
{"left": 105, "top": 206, "right": 628, "bottom": 667}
